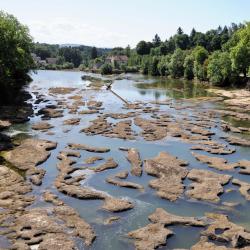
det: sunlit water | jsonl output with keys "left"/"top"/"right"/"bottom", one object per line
{"left": 4, "top": 70, "right": 250, "bottom": 250}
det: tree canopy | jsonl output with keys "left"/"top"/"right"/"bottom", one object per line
{"left": 0, "top": 11, "right": 34, "bottom": 88}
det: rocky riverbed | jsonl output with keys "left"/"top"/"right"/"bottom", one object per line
{"left": 0, "top": 70, "right": 250, "bottom": 250}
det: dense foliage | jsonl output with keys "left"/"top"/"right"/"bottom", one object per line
{"left": 129, "top": 23, "right": 250, "bottom": 85}
{"left": 32, "top": 43, "right": 111, "bottom": 69}
{"left": 111, "top": 22, "right": 249, "bottom": 86}
{"left": 0, "top": 11, "right": 34, "bottom": 88}
{"left": 101, "top": 63, "right": 113, "bottom": 75}
{"left": 0, "top": 11, "right": 36, "bottom": 104}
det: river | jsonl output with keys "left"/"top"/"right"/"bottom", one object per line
{"left": 2, "top": 69, "right": 250, "bottom": 250}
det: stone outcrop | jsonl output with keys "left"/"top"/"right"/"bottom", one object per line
{"left": 128, "top": 223, "right": 172, "bottom": 250}
{"left": 84, "top": 156, "right": 103, "bottom": 164}
{"left": 55, "top": 150, "right": 134, "bottom": 213}
{"left": 193, "top": 152, "right": 250, "bottom": 174}
{"left": 93, "top": 158, "right": 118, "bottom": 172}
{"left": 232, "top": 179, "right": 250, "bottom": 201}
{"left": 63, "top": 118, "right": 81, "bottom": 125}
{"left": 128, "top": 208, "right": 207, "bottom": 250}
{"left": 148, "top": 208, "right": 207, "bottom": 226}
{"left": 31, "top": 121, "right": 54, "bottom": 131}
{"left": 201, "top": 213, "right": 250, "bottom": 248}
{"left": 68, "top": 143, "right": 110, "bottom": 153}
{"left": 106, "top": 177, "right": 144, "bottom": 190}
{"left": 186, "top": 169, "right": 231, "bottom": 203}
{"left": 144, "top": 152, "right": 188, "bottom": 201}
{"left": 126, "top": 148, "right": 142, "bottom": 176}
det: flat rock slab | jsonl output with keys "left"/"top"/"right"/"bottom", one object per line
{"left": 115, "top": 171, "right": 129, "bottom": 179}
{"left": 144, "top": 152, "right": 188, "bottom": 201}
{"left": 55, "top": 152, "right": 134, "bottom": 213}
{"left": 128, "top": 223, "right": 173, "bottom": 250}
{"left": 102, "top": 197, "right": 134, "bottom": 212}
{"left": 93, "top": 158, "right": 118, "bottom": 172}
{"left": 232, "top": 179, "right": 250, "bottom": 201}
{"left": 63, "top": 118, "right": 81, "bottom": 125}
{"left": 148, "top": 208, "right": 207, "bottom": 226}
{"left": 0, "top": 165, "right": 34, "bottom": 211}
{"left": 106, "top": 177, "right": 144, "bottom": 190}
{"left": 68, "top": 143, "right": 110, "bottom": 153}
{"left": 201, "top": 213, "right": 250, "bottom": 248}
{"left": 223, "top": 135, "right": 250, "bottom": 147}
{"left": 84, "top": 156, "right": 103, "bottom": 164}
{"left": 192, "top": 152, "right": 237, "bottom": 171}
{"left": 193, "top": 152, "right": 250, "bottom": 174}
{"left": 49, "top": 87, "right": 77, "bottom": 95}
{"left": 53, "top": 204, "right": 96, "bottom": 246}
{"left": 191, "top": 144, "right": 235, "bottom": 155}
{"left": 32, "top": 121, "right": 54, "bottom": 131}
{"left": 128, "top": 207, "right": 207, "bottom": 250}
{"left": 186, "top": 169, "right": 231, "bottom": 203}
{"left": 3, "top": 138, "right": 57, "bottom": 171}
{"left": 126, "top": 148, "right": 142, "bottom": 176}
{"left": 39, "top": 107, "right": 64, "bottom": 119}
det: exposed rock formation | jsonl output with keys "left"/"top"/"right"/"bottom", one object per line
{"left": 93, "top": 158, "right": 118, "bottom": 172}
{"left": 32, "top": 121, "right": 54, "bottom": 131}
{"left": 144, "top": 152, "right": 188, "bottom": 201}
{"left": 84, "top": 156, "right": 103, "bottom": 164}
{"left": 63, "top": 118, "right": 81, "bottom": 125}
{"left": 126, "top": 148, "right": 142, "bottom": 176}
{"left": 232, "top": 179, "right": 250, "bottom": 201}
{"left": 106, "top": 177, "right": 144, "bottom": 190}
{"left": 68, "top": 143, "right": 110, "bottom": 153}
{"left": 186, "top": 169, "right": 231, "bottom": 203}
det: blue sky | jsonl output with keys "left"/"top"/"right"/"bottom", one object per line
{"left": 1, "top": 0, "right": 249, "bottom": 47}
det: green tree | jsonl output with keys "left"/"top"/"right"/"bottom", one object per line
{"left": 141, "top": 56, "right": 151, "bottom": 74}
{"left": 0, "top": 11, "right": 34, "bottom": 101}
{"left": 125, "top": 45, "right": 131, "bottom": 57}
{"left": 184, "top": 55, "right": 194, "bottom": 80}
{"left": 169, "top": 48, "right": 185, "bottom": 78}
{"left": 59, "top": 47, "right": 82, "bottom": 67}
{"left": 177, "top": 27, "right": 183, "bottom": 35}
{"left": 207, "top": 51, "right": 232, "bottom": 85}
{"left": 101, "top": 63, "right": 112, "bottom": 75}
{"left": 152, "top": 34, "right": 161, "bottom": 47}
{"left": 91, "top": 46, "right": 98, "bottom": 59}
{"left": 192, "top": 46, "right": 208, "bottom": 81}
{"left": 148, "top": 57, "right": 160, "bottom": 76}
{"left": 175, "top": 34, "right": 190, "bottom": 50}
{"left": 136, "top": 41, "right": 152, "bottom": 55}
{"left": 157, "top": 55, "right": 171, "bottom": 76}
{"left": 229, "top": 23, "right": 250, "bottom": 77}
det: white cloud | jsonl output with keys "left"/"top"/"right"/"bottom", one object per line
{"left": 28, "top": 18, "right": 129, "bottom": 48}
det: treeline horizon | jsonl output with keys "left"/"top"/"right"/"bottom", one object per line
{"left": 99, "top": 22, "right": 249, "bottom": 87}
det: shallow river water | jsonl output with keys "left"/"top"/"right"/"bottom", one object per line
{"left": 3, "top": 70, "right": 250, "bottom": 250}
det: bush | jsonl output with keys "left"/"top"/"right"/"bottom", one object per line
{"left": 101, "top": 63, "right": 113, "bottom": 75}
